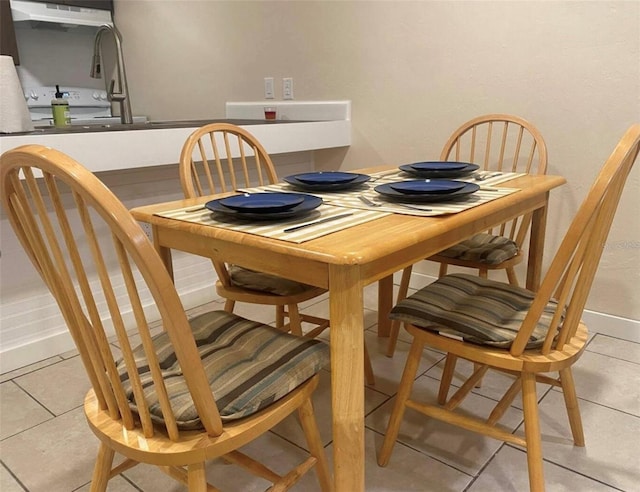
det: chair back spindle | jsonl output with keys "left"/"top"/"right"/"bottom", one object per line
{"left": 1, "top": 146, "right": 224, "bottom": 440}
{"left": 180, "top": 123, "right": 278, "bottom": 198}
{"left": 511, "top": 124, "right": 640, "bottom": 356}
{"left": 441, "top": 114, "right": 548, "bottom": 244}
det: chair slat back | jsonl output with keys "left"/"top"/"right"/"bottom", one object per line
{"left": 179, "top": 123, "right": 278, "bottom": 198}
{"left": 510, "top": 124, "right": 640, "bottom": 356}
{"left": 440, "top": 114, "right": 548, "bottom": 243}
{"left": 179, "top": 123, "right": 279, "bottom": 289}
{"left": 1, "top": 145, "right": 224, "bottom": 439}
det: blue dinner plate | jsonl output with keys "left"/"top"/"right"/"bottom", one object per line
{"left": 294, "top": 172, "right": 360, "bottom": 185}
{"left": 399, "top": 162, "right": 479, "bottom": 178}
{"left": 374, "top": 182, "right": 480, "bottom": 203}
{"left": 409, "top": 161, "right": 470, "bottom": 171}
{"left": 206, "top": 194, "right": 322, "bottom": 220}
{"left": 219, "top": 193, "right": 304, "bottom": 213}
{"left": 284, "top": 173, "right": 371, "bottom": 191}
{"left": 389, "top": 180, "right": 467, "bottom": 194}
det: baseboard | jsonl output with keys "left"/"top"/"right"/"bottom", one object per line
{"left": 581, "top": 309, "right": 640, "bottom": 343}
{"left": 0, "top": 285, "right": 216, "bottom": 375}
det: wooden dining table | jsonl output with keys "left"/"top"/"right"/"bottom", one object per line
{"left": 130, "top": 166, "right": 565, "bottom": 491}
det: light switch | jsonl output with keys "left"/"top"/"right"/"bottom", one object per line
{"left": 264, "top": 77, "right": 274, "bottom": 99}
{"left": 283, "top": 77, "right": 294, "bottom": 100}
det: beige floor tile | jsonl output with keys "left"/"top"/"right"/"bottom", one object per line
{"left": 364, "top": 331, "right": 445, "bottom": 396}
{"left": 531, "top": 389, "right": 640, "bottom": 491}
{"left": 270, "top": 369, "right": 389, "bottom": 448}
{"left": 365, "top": 375, "right": 524, "bottom": 476}
{"left": 467, "top": 444, "right": 618, "bottom": 491}
{"left": 326, "top": 428, "right": 473, "bottom": 491}
{"left": 1, "top": 407, "right": 100, "bottom": 492}
{"left": 14, "top": 356, "right": 90, "bottom": 415}
{"left": 559, "top": 350, "right": 640, "bottom": 417}
{"left": 0, "top": 465, "right": 25, "bottom": 492}
{"left": 0, "top": 356, "right": 63, "bottom": 384}
{"left": 425, "top": 356, "right": 550, "bottom": 410}
{"left": 123, "top": 431, "right": 321, "bottom": 491}
{"left": 74, "top": 475, "right": 139, "bottom": 491}
{"left": 362, "top": 281, "right": 402, "bottom": 312}
{"left": 227, "top": 301, "right": 278, "bottom": 324}
{"left": 58, "top": 347, "right": 79, "bottom": 359}
{"left": 0, "top": 381, "right": 52, "bottom": 440}
{"left": 586, "top": 334, "right": 640, "bottom": 365}
{"left": 185, "top": 298, "right": 225, "bottom": 319}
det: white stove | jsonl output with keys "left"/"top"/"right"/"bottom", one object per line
{"left": 25, "top": 86, "right": 147, "bottom": 126}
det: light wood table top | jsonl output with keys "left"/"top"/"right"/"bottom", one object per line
{"left": 131, "top": 166, "right": 565, "bottom": 491}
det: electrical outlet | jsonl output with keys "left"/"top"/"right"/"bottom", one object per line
{"left": 282, "top": 77, "right": 294, "bottom": 100}
{"left": 139, "top": 222, "right": 153, "bottom": 240}
{"left": 264, "top": 77, "right": 274, "bottom": 99}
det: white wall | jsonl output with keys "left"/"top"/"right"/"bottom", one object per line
{"left": 114, "top": 0, "right": 639, "bottom": 320}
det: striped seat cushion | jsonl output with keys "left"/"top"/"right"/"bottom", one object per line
{"left": 117, "top": 310, "right": 329, "bottom": 429}
{"left": 228, "top": 265, "right": 317, "bottom": 296}
{"left": 389, "top": 274, "right": 561, "bottom": 349}
{"left": 436, "top": 233, "right": 518, "bottom": 265}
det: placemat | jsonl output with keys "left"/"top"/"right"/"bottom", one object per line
{"left": 154, "top": 204, "right": 389, "bottom": 243}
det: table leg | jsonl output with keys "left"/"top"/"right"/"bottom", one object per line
{"left": 526, "top": 196, "right": 548, "bottom": 291}
{"left": 152, "top": 225, "right": 174, "bottom": 281}
{"left": 329, "top": 264, "right": 365, "bottom": 492}
{"left": 377, "top": 275, "right": 393, "bottom": 337}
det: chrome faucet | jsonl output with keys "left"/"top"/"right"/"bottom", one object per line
{"left": 90, "top": 24, "right": 133, "bottom": 124}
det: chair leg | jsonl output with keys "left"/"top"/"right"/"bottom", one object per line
{"left": 438, "top": 262, "right": 448, "bottom": 278}
{"left": 275, "top": 305, "right": 286, "bottom": 331}
{"left": 378, "top": 337, "right": 426, "bottom": 466}
{"left": 506, "top": 266, "right": 519, "bottom": 286}
{"left": 298, "top": 398, "right": 333, "bottom": 492}
{"left": 224, "top": 299, "right": 235, "bottom": 312}
{"left": 187, "top": 462, "right": 207, "bottom": 491}
{"left": 364, "top": 342, "right": 376, "bottom": 386}
{"left": 479, "top": 268, "right": 488, "bottom": 278}
{"left": 287, "top": 304, "right": 304, "bottom": 336}
{"left": 90, "top": 443, "right": 115, "bottom": 492}
{"left": 521, "top": 372, "right": 545, "bottom": 492}
{"left": 386, "top": 265, "right": 412, "bottom": 357}
{"left": 559, "top": 367, "right": 585, "bottom": 446}
{"left": 473, "top": 362, "right": 484, "bottom": 388}
{"left": 437, "top": 354, "right": 457, "bottom": 405}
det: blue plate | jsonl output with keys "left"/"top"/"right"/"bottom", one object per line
{"left": 409, "top": 161, "right": 469, "bottom": 171}
{"left": 389, "top": 180, "right": 467, "bottom": 194}
{"left": 220, "top": 193, "right": 304, "bottom": 213}
{"left": 399, "top": 162, "right": 479, "bottom": 178}
{"left": 294, "top": 172, "right": 360, "bottom": 185}
{"left": 374, "top": 182, "right": 480, "bottom": 203}
{"left": 206, "top": 194, "right": 322, "bottom": 220}
{"left": 284, "top": 173, "right": 371, "bottom": 191}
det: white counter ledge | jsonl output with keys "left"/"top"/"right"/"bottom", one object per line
{"left": 0, "top": 101, "right": 351, "bottom": 173}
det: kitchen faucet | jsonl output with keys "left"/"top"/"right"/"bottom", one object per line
{"left": 90, "top": 25, "right": 133, "bottom": 124}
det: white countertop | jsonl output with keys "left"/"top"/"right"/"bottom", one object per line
{"left": 0, "top": 101, "right": 351, "bottom": 173}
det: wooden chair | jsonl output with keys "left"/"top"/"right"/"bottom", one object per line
{"left": 0, "top": 144, "right": 333, "bottom": 491}
{"left": 386, "top": 114, "right": 548, "bottom": 357}
{"left": 180, "top": 123, "right": 375, "bottom": 385}
{"left": 377, "top": 124, "right": 640, "bottom": 492}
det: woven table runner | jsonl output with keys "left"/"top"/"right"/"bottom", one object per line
{"left": 239, "top": 170, "right": 523, "bottom": 217}
{"left": 155, "top": 204, "right": 389, "bottom": 243}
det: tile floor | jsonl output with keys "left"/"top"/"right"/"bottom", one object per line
{"left": 1, "top": 283, "right": 639, "bottom": 491}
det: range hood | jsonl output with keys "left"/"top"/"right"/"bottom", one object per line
{"left": 10, "top": 0, "right": 113, "bottom": 27}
